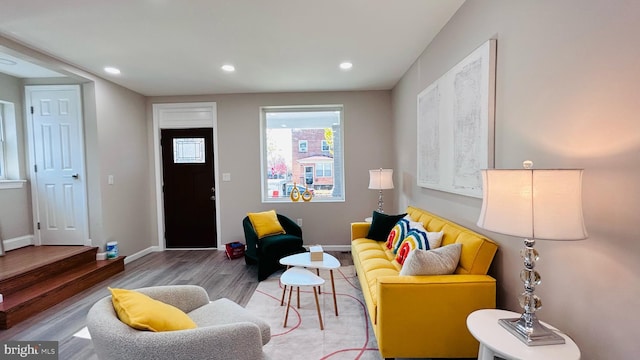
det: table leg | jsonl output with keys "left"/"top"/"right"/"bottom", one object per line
{"left": 280, "top": 265, "right": 291, "bottom": 306}
{"left": 313, "top": 287, "right": 324, "bottom": 330}
{"left": 330, "top": 269, "right": 338, "bottom": 316}
{"left": 297, "top": 287, "right": 300, "bottom": 308}
{"left": 283, "top": 286, "right": 294, "bottom": 327}
{"left": 280, "top": 284, "right": 287, "bottom": 306}
{"left": 477, "top": 343, "right": 494, "bottom": 360}
{"left": 316, "top": 269, "right": 321, "bottom": 294}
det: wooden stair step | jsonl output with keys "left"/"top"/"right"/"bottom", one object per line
{"left": 0, "top": 246, "right": 99, "bottom": 296}
{"left": 0, "top": 256, "right": 125, "bottom": 329}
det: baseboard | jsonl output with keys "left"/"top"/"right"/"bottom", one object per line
{"left": 3, "top": 235, "right": 34, "bottom": 252}
{"left": 304, "top": 244, "right": 351, "bottom": 252}
{"left": 123, "top": 245, "right": 349, "bottom": 264}
{"left": 124, "top": 246, "right": 160, "bottom": 264}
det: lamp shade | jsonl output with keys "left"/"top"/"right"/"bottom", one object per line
{"left": 477, "top": 169, "right": 588, "bottom": 240}
{"left": 368, "top": 169, "right": 394, "bottom": 190}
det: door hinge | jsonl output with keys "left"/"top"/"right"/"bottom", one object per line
{"left": 30, "top": 106, "right": 34, "bottom": 114}
{"left": 37, "top": 222, "right": 41, "bottom": 230}
{"left": 34, "top": 164, "right": 38, "bottom": 173}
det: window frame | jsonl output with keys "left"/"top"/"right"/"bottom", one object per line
{"left": 0, "top": 103, "right": 6, "bottom": 180}
{"left": 260, "top": 104, "right": 345, "bottom": 203}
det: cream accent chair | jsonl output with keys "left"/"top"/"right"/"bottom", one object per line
{"left": 87, "top": 285, "right": 271, "bottom": 360}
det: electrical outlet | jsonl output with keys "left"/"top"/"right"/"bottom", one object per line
{"left": 296, "top": 218, "right": 303, "bottom": 227}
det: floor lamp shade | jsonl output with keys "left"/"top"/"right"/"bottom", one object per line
{"left": 477, "top": 169, "right": 588, "bottom": 241}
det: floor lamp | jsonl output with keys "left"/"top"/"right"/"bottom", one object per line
{"left": 477, "top": 161, "right": 588, "bottom": 346}
{"left": 368, "top": 168, "right": 394, "bottom": 213}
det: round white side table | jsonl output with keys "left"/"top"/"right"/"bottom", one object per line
{"left": 467, "top": 309, "right": 580, "bottom": 360}
{"left": 279, "top": 252, "right": 341, "bottom": 316}
{"left": 280, "top": 267, "right": 325, "bottom": 330}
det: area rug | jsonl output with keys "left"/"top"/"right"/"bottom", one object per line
{"left": 245, "top": 265, "right": 382, "bottom": 360}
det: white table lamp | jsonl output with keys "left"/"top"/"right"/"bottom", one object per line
{"left": 368, "top": 168, "right": 394, "bottom": 213}
{"left": 477, "top": 161, "right": 588, "bottom": 346}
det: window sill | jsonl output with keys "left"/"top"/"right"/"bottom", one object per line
{"left": 0, "top": 180, "right": 27, "bottom": 190}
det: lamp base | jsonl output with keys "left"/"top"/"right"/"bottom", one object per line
{"left": 498, "top": 316, "right": 566, "bottom": 346}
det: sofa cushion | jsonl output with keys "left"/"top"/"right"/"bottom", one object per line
{"left": 399, "top": 243, "right": 462, "bottom": 276}
{"left": 109, "top": 288, "right": 197, "bottom": 332}
{"left": 367, "top": 211, "right": 407, "bottom": 241}
{"left": 247, "top": 210, "right": 286, "bottom": 239}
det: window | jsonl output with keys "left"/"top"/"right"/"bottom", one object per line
{"left": 298, "top": 140, "right": 308, "bottom": 153}
{"left": 0, "top": 100, "right": 22, "bottom": 188}
{"left": 173, "top": 138, "right": 205, "bottom": 163}
{"left": 0, "top": 103, "right": 5, "bottom": 179}
{"left": 315, "top": 163, "right": 332, "bottom": 178}
{"left": 261, "top": 105, "right": 344, "bottom": 202}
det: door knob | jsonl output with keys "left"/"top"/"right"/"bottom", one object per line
{"left": 72, "top": 173, "right": 79, "bottom": 179}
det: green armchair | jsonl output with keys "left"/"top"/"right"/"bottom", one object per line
{"left": 243, "top": 214, "right": 305, "bottom": 281}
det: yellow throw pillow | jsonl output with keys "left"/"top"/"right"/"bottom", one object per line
{"left": 109, "top": 287, "right": 197, "bottom": 332}
{"left": 247, "top": 210, "right": 286, "bottom": 239}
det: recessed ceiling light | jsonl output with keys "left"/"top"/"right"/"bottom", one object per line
{"left": 339, "top": 62, "right": 353, "bottom": 70}
{"left": 0, "top": 58, "right": 17, "bottom": 65}
{"left": 221, "top": 64, "right": 235, "bottom": 72}
{"left": 104, "top": 66, "right": 121, "bottom": 75}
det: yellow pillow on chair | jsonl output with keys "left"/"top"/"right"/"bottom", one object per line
{"left": 109, "top": 288, "right": 197, "bottom": 332}
{"left": 247, "top": 210, "right": 286, "bottom": 239}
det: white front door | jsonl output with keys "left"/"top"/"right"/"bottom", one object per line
{"left": 26, "top": 85, "right": 88, "bottom": 245}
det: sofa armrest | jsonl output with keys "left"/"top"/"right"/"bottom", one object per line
{"left": 350, "top": 222, "right": 371, "bottom": 240}
{"left": 375, "top": 275, "right": 496, "bottom": 358}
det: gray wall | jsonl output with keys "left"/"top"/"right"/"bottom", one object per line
{"left": 0, "top": 37, "right": 154, "bottom": 257}
{"left": 392, "top": 1, "right": 639, "bottom": 359}
{"left": 0, "top": 72, "right": 31, "bottom": 240}
{"left": 148, "top": 90, "right": 394, "bottom": 247}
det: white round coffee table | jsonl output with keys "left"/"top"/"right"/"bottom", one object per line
{"left": 280, "top": 266, "right": 325, "bottom": 330}
{"left": 467, "top": 309, "right": 580, "bottom": 360}
{"left": 279, "top": 252, "right": 341, "bottom": 315}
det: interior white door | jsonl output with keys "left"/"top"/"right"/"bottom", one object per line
{"left": 26, "top": 85, "right": 88, "bottom": 245}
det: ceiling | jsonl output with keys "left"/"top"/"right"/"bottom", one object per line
{"left": 0, "top": 0, "right": 464, "bottom": 97}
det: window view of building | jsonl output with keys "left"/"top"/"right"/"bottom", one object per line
{"left": 262, "top": 106, "right": 344, "bottom": 202}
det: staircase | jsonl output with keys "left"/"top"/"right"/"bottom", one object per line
{"left": 0, "top": 246, "right": 125, "bottom": 329}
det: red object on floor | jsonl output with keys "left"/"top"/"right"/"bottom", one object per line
{"left": 225, "top": 242, "right": 246, "bottom": 259}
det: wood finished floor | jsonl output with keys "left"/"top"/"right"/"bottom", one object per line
{"left": 0, "top": 250, "right": 354, "bottom": 360}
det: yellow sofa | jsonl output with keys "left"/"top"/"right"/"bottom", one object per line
{"left": 351, "top": 205, "right": 498, "bottom": 359}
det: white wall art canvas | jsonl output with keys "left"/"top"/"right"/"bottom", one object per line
{"left": 417, "top": 39, "right": 496, "bottom": 198}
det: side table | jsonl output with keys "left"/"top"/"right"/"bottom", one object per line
{"left": 280, "top": 267, "right": 325, "bottom": 330}
{"left": 467, "top": 309, "right": 580, "bottom": 360}
{"left": 279, "top": 252, "right": 341, "bottom": 316}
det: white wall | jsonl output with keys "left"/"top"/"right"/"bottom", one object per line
{"left": 148, "top": 90, "right": 393, "bottom": 248}
{"left": 392, "top": 1, "right": 640, "bottom": 359}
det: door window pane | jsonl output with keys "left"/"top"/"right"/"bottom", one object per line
{"left": 173, "top": 138, "right": 205, "bottom": 164}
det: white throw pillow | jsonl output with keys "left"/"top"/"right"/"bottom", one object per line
{"left": 399, "top": 243, "right": 462, "bottom": 276}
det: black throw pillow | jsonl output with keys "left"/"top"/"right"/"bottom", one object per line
{"left": 366, "top": 211, "right": 407, "bottom": 241}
